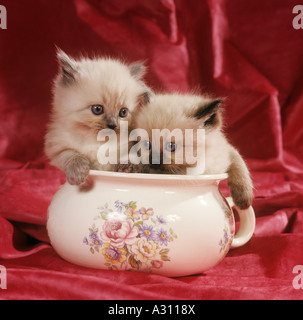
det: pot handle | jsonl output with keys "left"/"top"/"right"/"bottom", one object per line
{"left": 226, "top": 197, "right": 255, "bottom": 248}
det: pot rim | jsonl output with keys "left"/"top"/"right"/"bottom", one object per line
{"left": 89, "top": 170, "right": 228, "bottom": 181}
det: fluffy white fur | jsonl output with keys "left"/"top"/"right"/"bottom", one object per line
{"left": 45, "top": 50, "right": 149, "bottom": 185}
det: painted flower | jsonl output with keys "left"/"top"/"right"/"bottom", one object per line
{"left": 139, "top": 207, "right": 154, "bottom": 220}
{"left": 130, "top": 237, "right": 158, "bottom": 263}
{"left": 85, "top": 200, "right": 178, "bottom": 272}
{"left": 102, "top": 243, "right": 127, "bottom": 264}
{"left": 84, "top": 229, "right": 103, "bottom": 247}
{"left": 125, "top": 208, "right": 140, "bottom": 220}
{"left": 125, "top": 201, "right": 137, "bottom": 211}
{"left": 155, "top": 228, "right": 169, "bottom": 246}
{"left": 219, "top": 229, "right": 232, "bottom": 256}
{"left": 114, "top": 200, "right": 127, "bottom": 212}
{"left": 223, "top": 230, "right": 229, "bottom": 244}
{"left": 139, "top": 224, "right": 155, "bottom": 241}
{"left": 100, "top": 219, "right": 139, "bottom": 248}
{"left": 219, "top": 230, "right": 229, "bottom": 246}
{"left": 156, "top": 215, "right": 167, "bottom": 224}
{"left": 91, "top": 237, "right": 103, "bottom": 247}
{"left": 89, "top": 230, "right": 99, "bottom": 241}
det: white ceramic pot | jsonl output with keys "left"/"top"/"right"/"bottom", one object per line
{"left": 47, "top": 170, "right": 255, "bottom": 277}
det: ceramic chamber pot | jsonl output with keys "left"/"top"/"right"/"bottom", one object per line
{"left": 47, "top": 170, "right": 255, "bottom": 277}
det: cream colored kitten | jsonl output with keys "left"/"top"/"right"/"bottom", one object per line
{"left": 45, "top": 49, "right": 150, "bottom": 185}
{"left": 123, "top": 93, "right": 253, "bottom": 209}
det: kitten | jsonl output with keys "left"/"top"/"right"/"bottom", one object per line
{"left": 122, "top": 93, "right": 253, "bottom": 210}
{"left": 45, "top": 49, "right": 150, "bottom": 185}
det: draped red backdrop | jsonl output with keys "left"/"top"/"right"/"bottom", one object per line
{"left": 0, "top": 0, "right": 303, "bottom": 300}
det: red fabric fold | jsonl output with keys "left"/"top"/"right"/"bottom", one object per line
{"left": 1, "top": 0, "right": 303, "bottom": 300}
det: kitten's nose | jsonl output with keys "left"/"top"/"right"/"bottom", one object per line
{"left": 107, "top": 123, "right": 117, "bottom": 130}
{"left": 106, "top": 115, "right": 117, "bottom": 130}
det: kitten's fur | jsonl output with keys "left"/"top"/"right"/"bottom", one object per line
{"left": 124, "top": 93, "right": 253, "bottom": 209}
{"left": 45, "top": 50, "right": 150, "bottom": 185}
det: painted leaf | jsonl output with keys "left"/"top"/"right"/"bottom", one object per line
{"left": 161, "top": 255, "right": 170, "bottom": 262}
{"left": 160, "top": 248, "right": 169, "bottom": 255}
{"left": 128, "top": 255, "right": 141, "bottom": 269}
{"left": 134, "top": 220, "right": 143, "bottom": 228}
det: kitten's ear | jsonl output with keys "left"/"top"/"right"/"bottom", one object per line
{"left": 129, "top": 62, "right": 146, "bottom": 80}
{"left": 138, "top": 84, "right": 154, "bottom": 108}
{"left": 192, "top": 98, "right": 223, "bottom": 128}
{"left": 129, "top": 62, "right": 150, "bottom": 104}
{"left": 56, "top": 49, "right": 79, "bottom": 85}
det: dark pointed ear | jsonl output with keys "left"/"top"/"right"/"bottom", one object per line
{"left": 56, "top": 48, "right": 78, "bottom": 85}
{"left": 129, "top": 62, "right": 146, "bottom": 80}
{"left": 193, "top": 98, "right": 223, "bottom": 127}
{"left": 138, "top": 84, "right": 153, "bottom": 108}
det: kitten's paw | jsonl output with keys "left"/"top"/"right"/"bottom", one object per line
{"left": 230, "top": 184, "right": 253, "bottom": 210}
{"left": 64, "top": 155, "right": 90, "bottom": 185}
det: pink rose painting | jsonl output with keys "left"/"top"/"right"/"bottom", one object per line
{"left": 83, "top": 200, "right": 177, "bottom": 273}
{"left": 100, "top": 219, "right": 138, "bottom": 248}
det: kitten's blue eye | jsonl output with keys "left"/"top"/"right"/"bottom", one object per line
{"left": 91, "top": 105, "right": 104, "bottom": 115}
{"left": 166, "top": 142, "right": 177, "bottom": 152}
{"left": 143, "top": 140, "right": 151, "bottom": 151}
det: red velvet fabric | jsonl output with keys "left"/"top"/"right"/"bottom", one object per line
{"left": 1, "top": 0, "right": 303, "bottom": 300}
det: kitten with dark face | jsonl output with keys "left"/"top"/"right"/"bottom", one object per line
{"left": 45, "top": 49, "right": 150, "bottom": 185}
{"left": 122, "top": 93, "right": 253, "bottom": 210}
